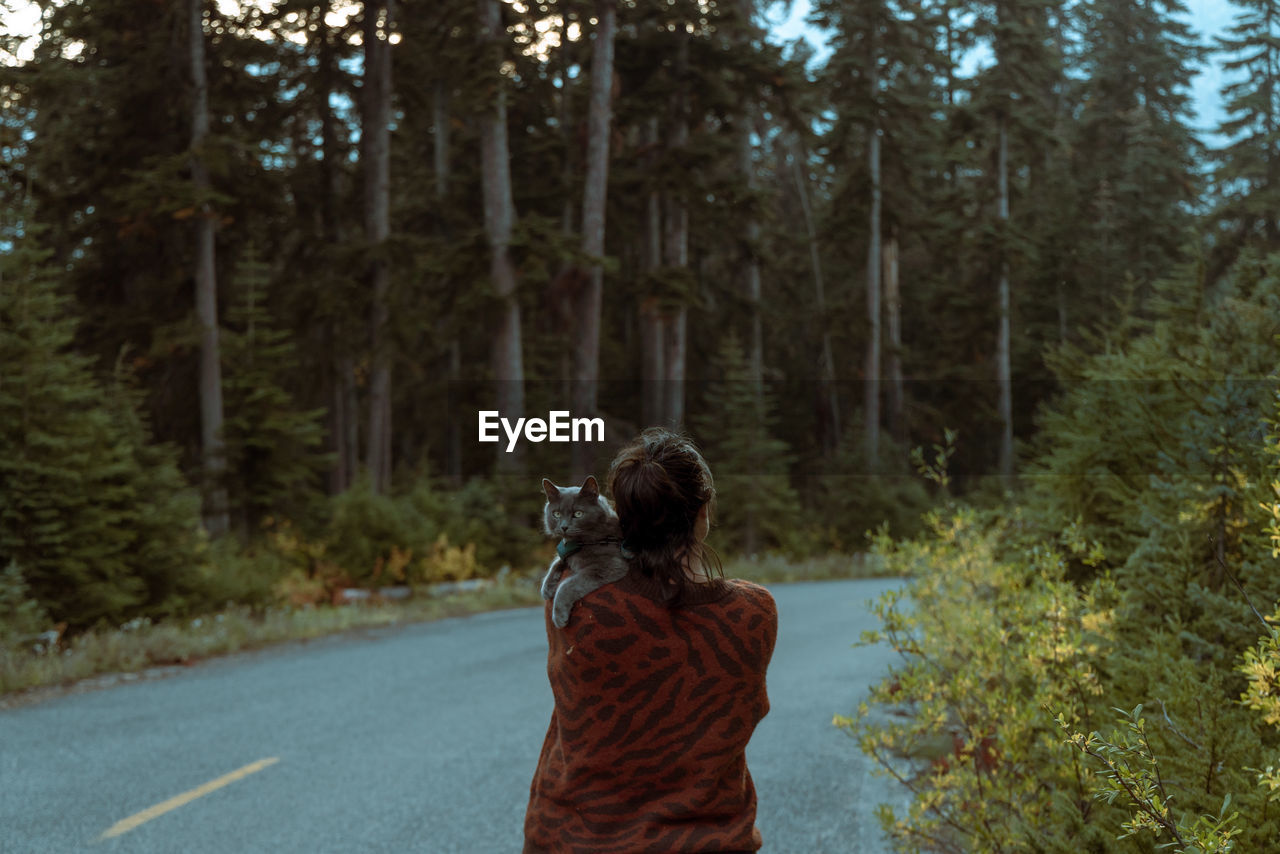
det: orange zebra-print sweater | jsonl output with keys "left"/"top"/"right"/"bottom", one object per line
{"left": 523, "top": 569, "right": 778, "bottom": 854}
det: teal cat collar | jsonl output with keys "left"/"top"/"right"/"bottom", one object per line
{"left": 557, "top": 538, "right": 629, "bottom": 560}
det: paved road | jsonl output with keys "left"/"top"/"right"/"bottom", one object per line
{"left": 0, "top": 579, "right": 909, "bottom": 853}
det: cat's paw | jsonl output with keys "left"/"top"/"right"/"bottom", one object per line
{"left": 540, "top": 559, "right": 562, "bottom": 600}
{"left": 551, "top": 601, "right": 573, "bottom": 628}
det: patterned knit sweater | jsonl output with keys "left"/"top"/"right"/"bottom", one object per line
{"left": 523, "top": 569, "right": 778, "bottom": 854}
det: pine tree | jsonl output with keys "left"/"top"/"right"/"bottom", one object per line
{"left": 220, "top": 250, "right": 329, "bottom": 535}
{"left": 1074, "top": 0, "right": 1202, "bottom": 306}
{"left": 1213, "top": 0, "right": 1280, "bottom": 254}
{"left": 694, "top": 335, "right": 800, "bottom": 554}
{"left": 0, "top": 233, "right": 205, "bottom": 629}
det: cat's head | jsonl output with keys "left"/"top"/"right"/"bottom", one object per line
{"left": 542, "top": 476, "right": 617, "bottom": 539}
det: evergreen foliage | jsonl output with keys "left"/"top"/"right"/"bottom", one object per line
{"left": 0, "top": 233, "right": 206, "bottom": 629}
{"left": 1213, "top": 0, "right": 1280, "bottom": 254}
{"left": 812, "top": 417, "right": 933, "bottom": 549}
{"left": 694, "top": 334, "right": 801, "bottom": 555}
{"left": 0, "top": 561, "right": 51, "bottom": 648}
{"left": 220, "top": 249, "right": 329, "bottom": 533}
{"left": 1076, "top": 0, "right": 1203, "bottom": 296}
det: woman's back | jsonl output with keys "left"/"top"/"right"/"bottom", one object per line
{"left": 523, "top": 571, "right": 778, "bottom": 854}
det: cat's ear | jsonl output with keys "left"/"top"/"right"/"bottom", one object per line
{"left": 542, "top": 478, "right": 560, "bottom": 502}
{"left": 580, "top": 475, "right": 599, "bottom": 499}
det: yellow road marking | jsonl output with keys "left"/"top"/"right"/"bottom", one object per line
{"left": 97, "top": 757, "right": 279, "bottom": 841}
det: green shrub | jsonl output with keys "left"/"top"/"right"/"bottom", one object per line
{"left": 841, "top": 505, "right": 1121, "bottom": 853}
{"left": 407, "top": 476, "right": 540, "bottom": 573}
{"left": 308, "top": 475, "right": 541, "bottom": 587}
{"left": 0, "top": 561, "right": 52, "bottom": 648}
{"left": 848, "top": 252, "right": 1280, "bottom": 852}
{"left": 321, "top": 477, "right": 437, "bottom": 583}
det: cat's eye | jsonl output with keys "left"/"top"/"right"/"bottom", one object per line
{"left": 573, "top": 510, "right": 583, "bottom": 518}
{"left": 552, "top": 511, "right": 561, "bottom": 518}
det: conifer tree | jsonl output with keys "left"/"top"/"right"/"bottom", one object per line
{"left": 1075, "top": 0, "right": 1202, "bottom": 306}
{"left": 0, "top": 234, "right": 205, "bottom": 629}
{"left": 221, "top": 251, "right": 329, "bottom": 535}
{"left": 1214, "top": 0, "right": 1280, "bottom": 253}
{"left": 694, "top": 335, "right": 800, "bottom": 554}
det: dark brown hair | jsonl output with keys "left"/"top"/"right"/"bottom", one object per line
{"left": 606, "top": 427, "right": 722, "bottom": 603}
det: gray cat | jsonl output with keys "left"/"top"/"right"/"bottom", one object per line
{"left": 540, "top": 476, "right": 630, "bottom": 628}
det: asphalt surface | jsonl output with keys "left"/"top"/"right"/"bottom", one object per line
{"left": 0, "top": 578, "right": 910, "bottom": 854}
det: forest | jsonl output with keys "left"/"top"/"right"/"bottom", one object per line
{"left": 5, "top": 0, "right": 1280, "bottom": 849}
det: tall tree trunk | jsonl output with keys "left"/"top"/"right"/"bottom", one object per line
{"left": 559, "top": 7, "right": 577, "bottom": 236}
{"left": 865, "top": 62, "right": 882, "bottom": 473}
{"left": 997, "top": 113, "right": 1014, "bottom": 479}
{"left": 641, "top": 116, "right": 665, "bottom": 428}
{"left": 571, "top": 0, "right": 617, "bottom": 480}
{"left": 341, "top": 354, "right": 360, "bottom": 484}
{"left": 433, "top": 80, "right": 462, "bottom": 484}
{"left": 433, "top": 79, "right": 450, "bottom": 202}
{"left": 556, "top": 8, "right": 577, "bottom": 406}
{"left": 189, "top": 0, "right": 228, "bottom": 536}
{"left": 363, "top": 0, "right": 393, "bottom": 492}
{"left": 479, "top": 0, "right": 525, "bottom": 471}
{"left": 1267, "top": 4, "right": 1277, "bottom": 245}
{"left": 317, "top": 5, "right": 357, "bottom": 495}
{"left": 884, "top": 229, "right": 904, "bottom": 442}
{"left": 735, "top": 0, "right": 762, "bottom": 400}
{"left": 739, "top": 122, "right": 763, "bottom": 401}
{"left": 662, "top": 29, "right": 690, "bottom": 430}
{"left": 662, "top": 300, "right": 687, "bottom": 430}
{"left": 790, "top": 141, "right": 839, "bottom": 455}
{"left": 662, "top": 180, "right": 688, "bottom": 429}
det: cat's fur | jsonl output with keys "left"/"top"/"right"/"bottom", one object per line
{"left": 540, "top": 476, "right": 629, "bottom": 628}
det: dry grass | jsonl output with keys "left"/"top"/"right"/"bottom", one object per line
{"left": 1, "top": 578, "right": 544, "bottom": 699}
{"left": 723, "top": 551, "right": 895, "bottom": 584}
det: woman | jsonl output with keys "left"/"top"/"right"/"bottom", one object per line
{"left": 523, "top": 428, "right": 779, "bottom": 854}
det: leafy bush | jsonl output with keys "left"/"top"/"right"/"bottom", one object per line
{"left": 293, "top": 475, "right": 540, "bottom": 588}
{"left": 320, "top": 477, "right": 437, "bottom": 584}
{"left": 841, "top": 506, "right": 1118, "bottom": 853}
{"left": 848, "top": 253, "right": 1280, "bottom": 852}
{"left": 407, "top": 476, "right": 540, "bottom": 573}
